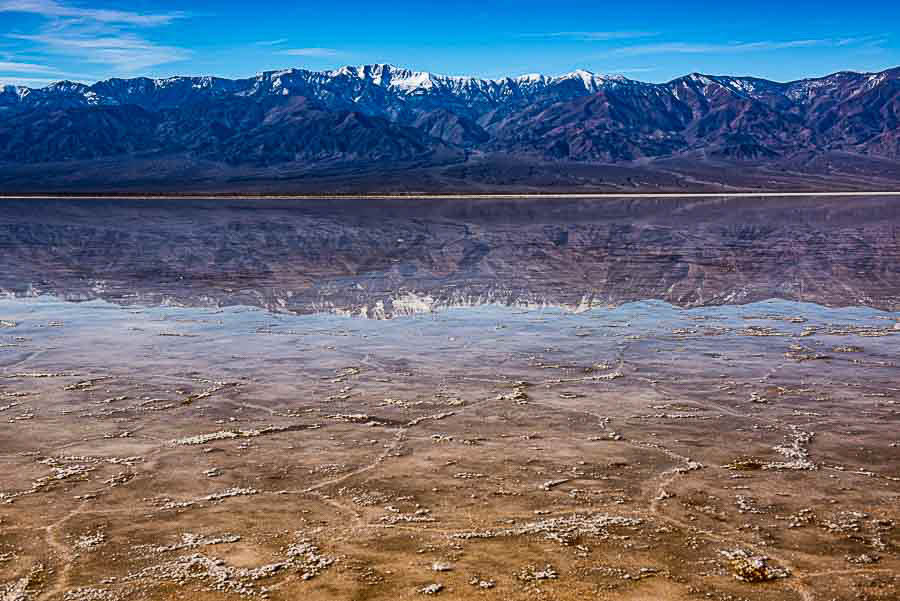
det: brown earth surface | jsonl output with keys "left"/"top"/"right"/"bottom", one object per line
{"left": 1, "top": 197, "right": 897, "bottom": 601}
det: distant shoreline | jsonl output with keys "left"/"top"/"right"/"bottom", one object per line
{"left": 1, "top": 191, "right": 900, "bottom": 200}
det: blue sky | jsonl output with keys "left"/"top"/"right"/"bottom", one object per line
{"left": 1, "top": 0, "right": 898, "bottom": 87}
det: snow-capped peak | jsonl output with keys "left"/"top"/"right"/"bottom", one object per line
{"left": 46, "top": 80, "right": 89, "bottom": 93}
{"left": 1, "top": 85, "right": 30, "bottom": 100}
{"left": 567, "top": 69, "right": 598, "bottom": 87}
{"left": 556, "top": 69, "right": 629, "bottom": 91}
{"left": 2, "top": 64, "right": 890, "bottom": 120}
{"left": 311, "top": 63, "right": 622, "bottom": 94}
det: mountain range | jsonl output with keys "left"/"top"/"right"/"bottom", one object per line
{"left": 1, "top": 64, "right": 899, "bottom": 193}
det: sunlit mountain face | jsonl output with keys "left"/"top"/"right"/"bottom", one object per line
{"left": 1, "top": 196, "right": 898, "bottom": 314}
{"left": 1, "top": 65, "right": 900, "bottom": 193}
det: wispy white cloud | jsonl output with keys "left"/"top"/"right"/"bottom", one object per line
{"left": 1, "top": 0, "right": 190, "bottom": 77}
{"left": 835, "top": 35, "right": 888, "bottom": 47}
{"left": 605, "top": 37, "right": 879, "bottom": 57}
{"left": 606, "top": 66, "right": 658, "bottom": 74}
{"left": 0, "top": 59, "right": 58, "bottom": 73}
{"left": 256, "top": 38, "right": 288, "bottom": 46}
{"left": 522, "top": 31, "right": 656, "bottom": 41}
{"left": 0, "top": 0, "right": 184, "bottom": 25}
{"left": 9, "top": 31, "right": 190, "bottom": 73}
{"left": 279, "top": 47, "right": 341, "bottom": 57}
{"left": 0, "top": 75, "right": 64, "bottom": 87}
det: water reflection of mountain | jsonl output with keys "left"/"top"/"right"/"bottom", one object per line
{"left": 1, "top": 196, "right": 898, "bottom": 316}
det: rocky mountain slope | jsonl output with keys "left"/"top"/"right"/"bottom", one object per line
{"left": 1, "top": 64, "right": 898, "bottom": 190}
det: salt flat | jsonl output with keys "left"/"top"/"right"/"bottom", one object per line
{"left": 0, "top": 197, "right": 897, "bottom": 601}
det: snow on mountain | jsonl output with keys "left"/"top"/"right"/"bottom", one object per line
{"left": 0, "top": 64, "right": 637, "bottom": 114}
{"left": 3, "top": 64, "right": 896, "bottom": 117}
{"left": 1, "top": 64, "right": 897, "bottom": 168}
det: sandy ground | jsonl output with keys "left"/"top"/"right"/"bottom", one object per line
{"left": 0, "top": 297, "right": 897, "bottom": 601}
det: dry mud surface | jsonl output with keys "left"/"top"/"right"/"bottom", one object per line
{"left": 1, "top": 197, "right": 898, "bottom": 601}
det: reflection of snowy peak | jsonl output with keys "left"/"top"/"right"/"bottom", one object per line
{"left": 2, "top": 196, "right": 898, "bottom": 316}
{"left": 348, "top": 290, "right": 602, "bottom": 319}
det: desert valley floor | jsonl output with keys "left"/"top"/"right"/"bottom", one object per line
{"left": 0, "top": 196, "right": 898, "bottom": 601}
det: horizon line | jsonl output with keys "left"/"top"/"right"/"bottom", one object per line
{"left": 4, "top": 62, "right": 898, "bottom": 91}
{"left": 2, "top": 191, "right": 900, "bottom": 201}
